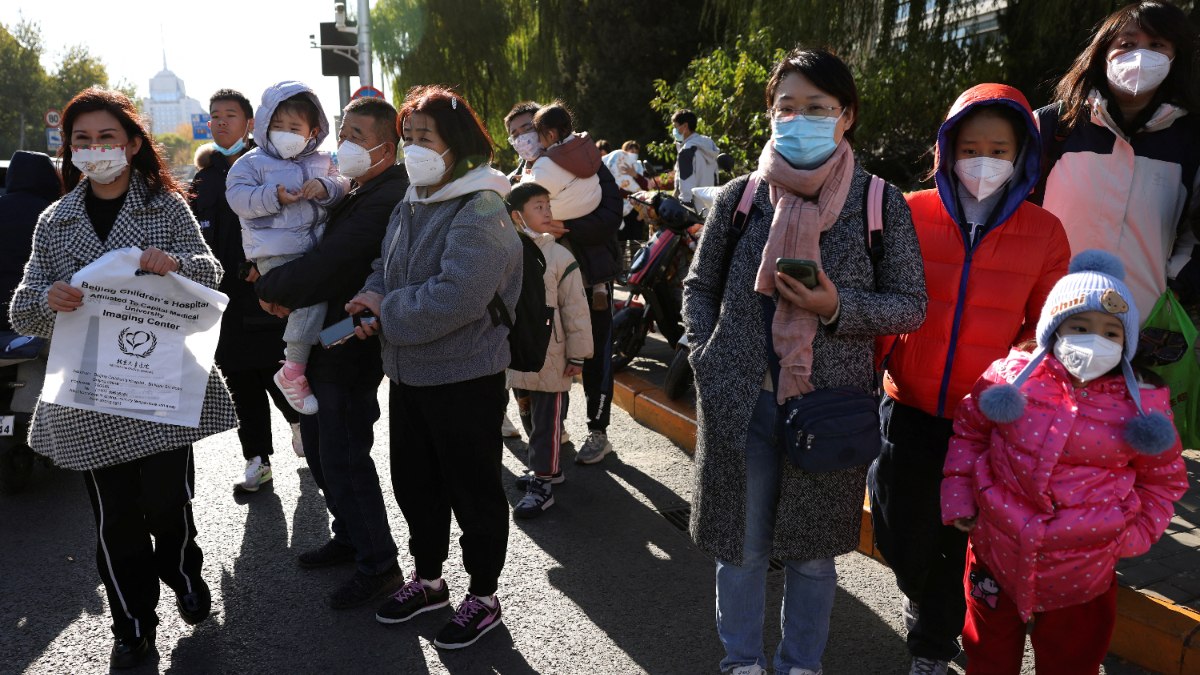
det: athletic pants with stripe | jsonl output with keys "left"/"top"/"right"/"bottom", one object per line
{"left": 514, "top": 389, "right": 569, "bottom": 477}
{"left": 84, "top": 445, "right": 203, "bottom": 640}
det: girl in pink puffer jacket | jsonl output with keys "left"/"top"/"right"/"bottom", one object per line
{"left": 941, "top": 250, "right": 1186, "bottom": 674}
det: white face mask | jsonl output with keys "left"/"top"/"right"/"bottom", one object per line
{"left": 954, "top": 157, "right": 1014, "bottom": 200}
{"left": 404, "top": 145, "right": 451, "bottom": 186}
{"left": 72, "top": 145, "right": 129, "bottom": 185}
{"left": 269, "top": 130, "right": 310, "bottom": 159}
{"left": 510, "top": 131, "right": 541, "bottom": 163}
{"left": 338, "top": 140, "right": 386, "bottom": 179}
{"left": 1107, "top": 49, "right": 1172, "bottom": 97}
{"left": 1053, "top": 333, "right": 1124, "bottom": 384}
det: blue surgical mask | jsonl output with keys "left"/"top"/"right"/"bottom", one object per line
{"left": 212, "top": 138, "right": 246, "bottom": 157}
{"left": 671, "top": 128, "right": 684, "bottom": 142}
{"left": 771, "top": 114, "right": 841, "bottom": 169}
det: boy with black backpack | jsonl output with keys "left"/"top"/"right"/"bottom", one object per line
{"left": 504, "top": 182, "right": 593, "bottom": 518}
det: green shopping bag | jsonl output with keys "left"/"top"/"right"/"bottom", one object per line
{"left": 1138, "top": 291, "right": 1200, "bottom": 448}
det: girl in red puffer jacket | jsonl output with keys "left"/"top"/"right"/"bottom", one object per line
{"left": 942, "top": 250, "right": 1186, "bottom": 674}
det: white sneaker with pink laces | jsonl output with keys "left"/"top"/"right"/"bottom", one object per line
{"left": 274, "top": 368, "right": 318, "bottom": 414}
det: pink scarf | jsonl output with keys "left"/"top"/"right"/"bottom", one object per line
{"left": 753, "top": 140, "right": 855, "bottom": 403}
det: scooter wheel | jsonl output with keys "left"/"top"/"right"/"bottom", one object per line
{"left": 663, "top": 345, "right": 693, "bottom": 400}
{"left": 611, "top": 307, "right": 649, "bottom": 372}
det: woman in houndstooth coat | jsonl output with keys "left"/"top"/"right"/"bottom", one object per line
{"left": 8, "top": 88, "right": 235, "bottom": 669}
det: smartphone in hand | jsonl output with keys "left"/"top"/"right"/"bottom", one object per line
{"left": 318, "top": 311, "right": 376, "bottom": 349}
{"left": 775, "top": 258, "right": 820, "bottom": 289}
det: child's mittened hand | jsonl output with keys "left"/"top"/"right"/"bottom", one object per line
{"left": 954, "top": 517, "right": 977, "bottom": 533}
{"left": 299, "top": 179, "right": 328, "bottom": 200}
{"left": 276, "top": 184, "right": 303, "bottom": 205}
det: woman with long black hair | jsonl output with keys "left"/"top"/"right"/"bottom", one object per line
{"left": 1037, "top": 0, "right": 1200, "bottom": 319}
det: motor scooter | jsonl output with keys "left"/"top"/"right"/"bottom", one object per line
{"left": 658, "top": 157, "right": 735, "bottom": 399}
{"left": 611, "top": 192, "right": 704, "bottom": 371}
{"left": 0, "top": 332, "right": 48, "bottom": 493}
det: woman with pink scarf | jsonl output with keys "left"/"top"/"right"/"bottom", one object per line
{"left": 682, "top": 48, "right": 927, "bottom": 675}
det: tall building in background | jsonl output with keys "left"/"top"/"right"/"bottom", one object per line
{"left": 142, "top": 54, "right": 204, "bottom": 136}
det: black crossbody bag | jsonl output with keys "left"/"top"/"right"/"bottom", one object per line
{"left": 760, "top": 296, "right": 882, "bottom": 473}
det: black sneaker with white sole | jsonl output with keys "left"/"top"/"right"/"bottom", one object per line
{"left": 376, "top": 572, "right": 451, "bottom": 624}
{"left": 515, "top": 469, "right": 565, "bottom": 490}
{"left": 513, "top": 478, "right": 554, "bottom": 519}
{"left": 433, "top": 594, "right": 503, "bottom": 649}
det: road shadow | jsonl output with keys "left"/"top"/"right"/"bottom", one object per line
{"left": 501, "top": 435, "right": 911, "bottom": 673}
{"left": 0, "top": 468, "right": 106, "bottom": 674}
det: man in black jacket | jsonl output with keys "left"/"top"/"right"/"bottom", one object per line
{"left": 256, "top": 96, "right": 407, "bottom": 610}
{"left": 190, "top": 89, "right": 300, "bottom": 494}
{"left": 505, "top": 102, "right": 623, "bottom": 466}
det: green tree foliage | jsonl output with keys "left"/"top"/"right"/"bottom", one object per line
{"left": 371, "top": 0, "right": 709, "bottom": 167}
{"left": 372, "top": 0, "right": 522, "bottom": 146}
{"left": 0, "top": 18, "right": 129, "bottom": 159}
{"left": 51, "top": 45, "right": 109, "bottom": 112}
{"left": 0, "top": 20, "right": 49, "bottom": 160}
{"left": 648, "top": 30, "right": 784, "bottom": 174}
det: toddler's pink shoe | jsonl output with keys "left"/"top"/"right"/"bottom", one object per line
{"left": 274, "top": 368, "right": 319, "bottom": 414}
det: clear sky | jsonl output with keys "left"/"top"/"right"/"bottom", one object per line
{"left": 1, "top": 0, "right": 387, "bottom": 150}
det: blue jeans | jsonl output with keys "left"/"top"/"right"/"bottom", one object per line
{"left": 299, "top": 377, "right": 398, "bottom": 575}
{"left": 716, "top": 388, "right": 838, "bottom": 674}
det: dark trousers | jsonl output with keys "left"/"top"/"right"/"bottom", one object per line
{"left": 962, "top": 547, "right": 1117, "bottom": 674}
{"left": 867, "top": 396, "right": 967, "bottom": 661}
{"left": 389, "top": 372, "right": 509, "bottom": 596}
{"left": 224, "top": 366, "right": 299, "bottom": 461}
{"left": 84, "top": 445, "right": 202, "bottom": 640}
{"left": 299, "top": 377, "right": 397, "bottom": 575}
{"left": 513, "top": 388, "right": 569, "bottom": 476}
{"left": 583, "top": 282, "right": 614, "bottom": 432}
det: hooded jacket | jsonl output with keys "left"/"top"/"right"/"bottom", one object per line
{"left": 1040, "top": 92, "right": 1200, "bottom": 319}
{"left": 190, "top": 142, "right": 291, "bottom": 372}
{"left": 225, "top": 81, "right": 351, "bottom": 260}
{"left": 942, "top": 350, "right": 1186, "bottom": 620}
{"left": 527, "top": 132, "right": 602, "bottom": 221}
{"left": 884, "top": 84, "right": 1070, "bottom": 419}
{"left": 674, "top": 132, "right": 720, "bottom": 203}
{"left": 506, "top": 233, "right": 593, "bottom": 392}
{"left": 1, "top": 151, "right": 60, "bottom": 332}
{"left": 361, "top": 165, "right": 522, "bottom": 386}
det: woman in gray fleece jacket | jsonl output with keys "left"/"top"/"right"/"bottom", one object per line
{"left": 682, "top": 50, "right": 927, "bottom": 675}
{"left": 349, "top": 85, "right": 521, "bottom": 650}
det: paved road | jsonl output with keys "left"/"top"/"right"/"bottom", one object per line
{"left": 0, "top": 382, "right": 1153, "bottom": 674}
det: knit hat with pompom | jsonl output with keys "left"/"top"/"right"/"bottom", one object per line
{"left": 977, "top": 249, "right": 1176, "bottom": 455}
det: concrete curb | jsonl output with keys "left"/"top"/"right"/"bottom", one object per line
{"left": 612, "top": 370, "right": 1200, "bottom": 674}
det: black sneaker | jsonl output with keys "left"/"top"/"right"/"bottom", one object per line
{"left": 298, "top": 540, "right": 355, "bottom": 569}
{"left": 513, "top": 478, "right": 554, "bottom": 519}
{"left": 176, "top": 578, "right": 211, "bottom": 625}
{"left": 110, "top": 632, "right": 153, "bottom": 670}
{"left": 329, "top": 563, "right": 404, "bottom": 610}
{"left": 376, "top": 571, "right": 451, "bottom": 624}
{"left": 433, "top": 594, "right": 503, "bottom": 649}
{"left": 515, "top": 469, "right": 565, "bottom": 490}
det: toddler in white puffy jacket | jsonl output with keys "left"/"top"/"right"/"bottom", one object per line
{"left": 226, "top": 81, "right": 349, "bottom": 414}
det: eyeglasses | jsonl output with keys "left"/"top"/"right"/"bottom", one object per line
{"left": 506, "top": 123, "right": 535, "bottom": 144}
{"left": 770, "top": 105, "right": 844, "bottom": 122}
{"left": 1136, "top": 327, "right": 1188, "bottom": 366}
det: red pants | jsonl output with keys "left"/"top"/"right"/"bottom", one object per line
{"left": 962, "top": 547, "right": 1117, "bottom": 674}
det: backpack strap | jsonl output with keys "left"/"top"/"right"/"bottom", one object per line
{"left": 717, "top": 173, "right": 762, "bottom": 295}
{"left": 864, "top": 174, "right": 886, "bottom": 266}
